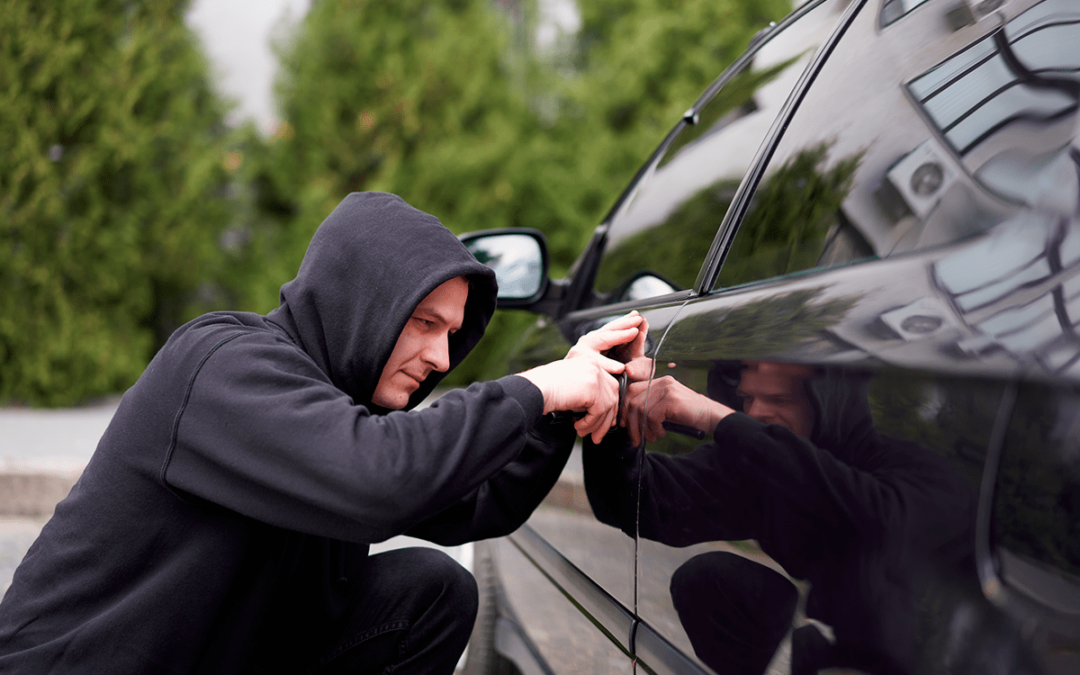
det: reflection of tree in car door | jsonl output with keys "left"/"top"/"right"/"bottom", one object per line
{"left": 717, "top": 142, "right": 864, "bottom": 289}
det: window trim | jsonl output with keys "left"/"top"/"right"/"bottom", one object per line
{"left": 697, "top": 0, "right": 870, "bottom": 296}
{"left": 567, "top": 0, "right": 839, "bottom": 316}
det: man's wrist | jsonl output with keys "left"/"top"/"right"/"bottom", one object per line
{"left": 500, "top": 374, "right": 547, "bottom": 420}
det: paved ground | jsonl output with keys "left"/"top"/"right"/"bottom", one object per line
{"left": 1, "top": 397, "right": 121, "bottom": 595}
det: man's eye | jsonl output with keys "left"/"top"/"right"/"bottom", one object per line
{"left": 414, "top": 317, "right": 434, "bottom": 327}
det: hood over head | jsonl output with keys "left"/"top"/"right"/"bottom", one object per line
{"left": 267, "top": 192, "right": 497, "bottom": 409}
{"left": 708, "top": 360, "right": 877, "bottom": 460}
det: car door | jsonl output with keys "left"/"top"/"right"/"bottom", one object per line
{"left": 495, "top": 1, "right": 858, "bottom": 672}
{"left": 615, "top": 0, "right": 1080, "bottom": 673}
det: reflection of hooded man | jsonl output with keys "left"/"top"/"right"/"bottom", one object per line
{"left": 0, "top": 193, "right": 634, "bottom": 674}
{"left": 585, "top": 361, "right": 977, "bottom": 675}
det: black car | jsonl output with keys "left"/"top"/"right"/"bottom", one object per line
{"left": 459, "top": 0, "right": 1080, "bottom": 673}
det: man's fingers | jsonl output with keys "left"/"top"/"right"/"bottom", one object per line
{"left": 595, "top": 355, "right": 627, "bottom": 374}
{"left": 623, "top": 381, "right": 649, "bottom": 446}
{"left": 574, "top": 326, "right": 641, "bottom": 355}
{"left": 570, "top": 312, "right": 643, "bottom": 354}
{"left": 624, "top": 316, "right": 649, "bottom": 361}
{"left": 600, "top": 310, "right": 641, "bottom": 330}
{"left": 572, "top": 366, "right": 620, "bottom": 442}
{"left": 624, "top": 356, "right": 652, "bottom": 382}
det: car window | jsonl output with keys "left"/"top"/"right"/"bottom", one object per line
{"left": 589, "top": 0, "right": 839, "bottom": 305}
{"left": 880, "top": 0, "right": 933, "bottom": 26}
{"left": 713, "top": 0, "right": 1080, "bottom": 292}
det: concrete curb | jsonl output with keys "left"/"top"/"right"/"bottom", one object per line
{"left": 0, "top": 471, "right": 81, "bottom": 519}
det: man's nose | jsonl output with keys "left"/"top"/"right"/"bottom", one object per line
{"left": 423, "top": 336, "right": 451, "bottom": 373}
{"left": 745, "top": 399, "right": 774, "bottom": 422}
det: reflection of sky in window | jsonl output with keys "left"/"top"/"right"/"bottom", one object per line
{"left": 915, "top": 50, "right": 1076, "bottom": 154}
{"left": 996, "top": 311, "right": 1062, "bottom": 353}
{"left": 1064, "top": 273, "right": 1080, "bottom": 302}
{"left": 1011, "top": 23, "right": 1080, "bottom": 73}
{"left": 954, "top": 260, "right": 1052, "bottom": 312}
{"left": 1007, "top": 0, "right": 1080, "bottom": 60}
{"left": 978, "top": 295, "right": 1057, "bottom": 336}
{"left": 1039, "top": 339, "right": 1080, "bottom": 371}
{"left": 908, "top": 40, "right": 996, "bottom": 100}
{"left": 474, "top": 236, "right": 542, "bottom": 297}
{"left": 948, "top": 85, "right": 1073, "bottom": 153}
{"left": 1061, "top": 221, "right": 1080, "bottom": 266}
{"left": 1065, "top": 275, "right": 1080, "bottom": 328}
{"left": 973, "top": 293, "right": 1067, "bottom": 358}
{"left": 880, "top": 0, "right": 933, "bottom": 27}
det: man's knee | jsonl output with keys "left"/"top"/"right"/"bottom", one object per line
{"left": 392, "top": 547, "right": 479, "bottom": 624}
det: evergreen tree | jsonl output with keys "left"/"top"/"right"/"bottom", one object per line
{"left": 246, "top": 0, "right": 792, "bottom": 384}
{"left": 0, "top": 0, "right": 236, "bottom": 405}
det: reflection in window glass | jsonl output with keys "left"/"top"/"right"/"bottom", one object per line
{"left": 908, "top": 1, "right": 1080, "bottom": 158}
{"left": 713, "top": 142, "right": 869, "bottom": 290}
{"left": 714, "top": 0, "right": 1080, "bottom": 293}
{"left": 591, "top": 0, "right": 843, "bottom": 304}
{"left": 880, "top": 0, "right": 934, "bottom": 27}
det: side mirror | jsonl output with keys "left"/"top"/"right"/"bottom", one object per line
{"left": 622, "top": 272, "right": 680, "bottom": 302}
{"left": 460, "top": 228, "right": 549, "bottom": 308}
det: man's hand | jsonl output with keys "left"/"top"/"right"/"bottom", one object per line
{"left": 520, "top": 312, "right": 644, "bottom": 443}
{"left": 621, "top": 376, "right": 734, "bottom": 447}
{"left": 565, "top": 311, "right": 645, "bottom": 365}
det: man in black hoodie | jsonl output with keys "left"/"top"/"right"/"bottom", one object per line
{"left": 0, "top": 192, "right": 640, "bottom": 674}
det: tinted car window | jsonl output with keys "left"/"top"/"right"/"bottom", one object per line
{"left": 590, "top": 0, "right": 840, "bottom": 304}
{"left": 880, "top": 0, "right": 933, "bottom": 26}
{"left": 714, "top": 0, "right": 1080, "bottom": 292}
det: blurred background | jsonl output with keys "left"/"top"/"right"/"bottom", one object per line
{"left": 0, "top": 0, "right": 791, "bottom": 407}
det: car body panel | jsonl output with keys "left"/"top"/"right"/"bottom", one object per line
{"left": 466, "top": 0, "right": 1080, "bottom": 672}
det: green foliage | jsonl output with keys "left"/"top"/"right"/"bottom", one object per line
{"left": 244, "top": 0, "right": 792, "bottom": 385}
{"left": 592, "top": 54, "right": 801, "bottom": 298}
{"left": 594, "top": 178, "right": 741, "bottom": 294}
{"left": 0, "top": 0, "right": 236, "bottom": 405}
{"left": 3, "top": 0, "right": 795, "bottom": 403}
{"left": 716, "top": 142, "right": 863, "bottom": 289}
{"left": 662, "top": 287, "right": 859, "bottom": 360}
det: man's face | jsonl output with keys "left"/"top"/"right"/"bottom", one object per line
{"left": 371, "top": 276, "right": 469, "bottom": 410}
{"left": 736, "top": 361, "right": 815, "bottom": 439}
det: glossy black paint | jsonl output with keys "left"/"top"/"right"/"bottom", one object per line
{"left": 465, "top": 0, "right": 1080, "bottom": 673}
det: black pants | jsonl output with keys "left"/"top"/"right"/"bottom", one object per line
{"left": 250, "top": 546, "right": 478, "bottom": 675}
{"left": 316, "top": 547, "right": 478, "bottom": 674}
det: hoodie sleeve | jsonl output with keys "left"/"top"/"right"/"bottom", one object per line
{"left": 716, "top": 413, "right": 975, "bottom": 552}
{"left": 160, "top": 331, "right": 549, "bottom": 543}
{"left": 584, "top": 427, "right": 758, "bottom": 547}
{"left": 403, "top": 413, "right": 576, "bottom": 545}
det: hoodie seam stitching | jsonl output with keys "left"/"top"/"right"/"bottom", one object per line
{"left": 158, "top": 333, "right": 247, "bottom": 500}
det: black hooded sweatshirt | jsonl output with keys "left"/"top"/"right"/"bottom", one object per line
{"left": 584, "top": 366, "right": 977, "bottom": 675}
{"left": 0, "top": 192, "right": 573, "bottom": 673}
